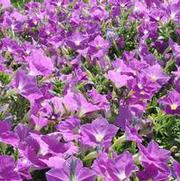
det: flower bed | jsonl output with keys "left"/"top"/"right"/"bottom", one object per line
{"left": 0, "top": 0, "right": 180, "bottom": 180}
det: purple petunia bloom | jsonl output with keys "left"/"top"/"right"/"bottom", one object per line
{"left": 46, "top": 157, "right": 95, "bottom": 181}
{"left": 115, "top": 104, "right": 133, "bottom": 130}
{"left": 12, "top": 70, "right": 42, "bottom": 101}
{"left": 143, "top": 64, "right": 169, "bottom": 86}
{"left": 87, "top": 88, "right": 110, "bottom": 112}
{"left": 0, "top": 155, "right": 21, "bottom": 181}
{"left": 45, "top": 91, "right": 103, "bottom": 118}
{"left": 159, "top": 90, "right": 180, "bottom": 115}
{"left": 0, "top": 121, "right": 18, "bottom": 147}
{"left": 173, "top": 161, "right": 180, "bottom": 179}
{"left": 0, "top": 0, "right": 11, "bottom": 8}
{"left": 137, "top": 163, "right": 170, "bottom": 181}
{"left": 90, "top": 6, "right": 108, "bottom": 21}
{"left": 0, "top": 0, "right": 180, "bottom": 179}
{"left": 80, "top": 117, "right": 118, "bottom": 149}
{"left": 107, "top": 60, "right": 133, "bottom": 88}
{"left": 107, "top": 70, "right": 132, "bottom": 88}
{"left": 127, "top": 74, "right": 159, "bottom": 100}
{"left": 138, "top": 140, "right": 170, "bottom": 172}
{"left": 30, "top": 132, "right": 78, "bottom": 157}
{"left": 40, "top": 156, "right": 66, "bottom": 169}
{"left": 108, "top": 151, "right": 138, "bottom": 181}
{"left": 88, "top": 35, "right": 109, "bottom": 58}
{"left": 125, "top": 125, "right": 142, "bottom": 143}
{"left": 26, "top": 49, "right": 53, "bottom": 76}
{"left": 66, "top": 32, "right": 88, "bottom": 50}
{"left": 16, "top": 157, "right": 32, "bottom": 180}
{"left": 92, "top": 151, "right": 137, "bottom": 181}
{"left": 57, "top": 116, "right": 81, "bottom": 141}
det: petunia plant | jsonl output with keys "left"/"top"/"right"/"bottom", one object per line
{"left": 0, "top": 0, "right": 180, "bottom": 180}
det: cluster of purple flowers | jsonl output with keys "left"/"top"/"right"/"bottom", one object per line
{"left": 0, "top": 0, "right": 180, "bottom": 180}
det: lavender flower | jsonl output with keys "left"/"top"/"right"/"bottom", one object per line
{"left": 138, "top": 140, "right": 170, "bottom": 172}
{"left": 0, "top": 156, "right": 21, "bottom": 181}
{"left": 92, "top": 151, "right": 137, "bottom": 181}
{"left": 12, "top": 70, "right": 42, "bottom": 102}
{"left": 159, "top": 90, "right": 180, "bottom": 115}
{"left": 46, "top": 157, "right": 95, "bottom": 181}
{"left": 26, "top": 49, "right": 53, "bottom": 76}
{"left": 57, "top": 116, "right": 81, "bottom": 141}
{"left": 80, "top": 117, "right": 118, "bottom": 149}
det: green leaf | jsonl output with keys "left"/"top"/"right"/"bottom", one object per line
{"left": 0, "top": 72, "right": 11, "bottom": 85}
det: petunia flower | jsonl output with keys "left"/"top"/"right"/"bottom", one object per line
{"left": 0, "top": 121, "right": 18, "bottom": 147}
{"left": 88, "top": 35, "right": 109, "bottom": 58}
{"left": 0, "top": 155, "right": 21, "bottom": 181}
{"left": 66, "top": 32, "right": 88, "bottom": 50}
{"left": 143, "top": 64, "right": 169, "bottom": 86}
{"left": 115, "top": 104, "right": 133, "bottom": 130}
{"left": 0, "top": 0, "right": 11, "bottom": 8}
{"left": 127, "top": 74, "right": 159, "bottom": 102}
{"left": 26, "top": 49, "right": 53, "bottom": 76}
{"left": 92, "top": 151, "right": 137, "bottom": 181}
{"left": 40, "top": 156, "right": 66, "bottom": 170}
{"left": 80, "top": 117, "right": 118, "bottom": 149}
{"left": 108, "top": 151, "right": 138, "bottom": 181}
{"left": 125, "top": 125, "right": 142, "bottom": 143}
{"left": 107, "top": 60, "right": 133, "bottom": 88}
{"left": 57, "top": 116, "right": 81, "bottom": 141}
{"left": 173, "top": 161, "right": 180, "bottom": 179}
{"left": 92, "top": 152, "right": 111, "bottom": 180}
{"left": 16, "top": 157, "right": 32, "bottom": 180}
{"left": 46, "top": 157, "right": 95, "bottom": 181}
{"left": 12, "top": 70, "right": 42, "bottom": 102}
{"left": 44, "top": 91, "right": 103, "bottom": 118}
{"left": 87, "top": 88, "right": 110, "bottom": 112}
{"left": 107, "top": 70, "right": 132, "bottom": 88}
{"left": 138, "top": 140, "right": 170, "bottom": 172}
{"left": 137, "top": 163, "right": 170, "bottom": 181}
{"left": 30, "top": 132, "right": 78, "bottom": 157}
{"left": 159, "top": 90, "right": 180, "bottom": 115}
{"left": 90, "top": 6, "right": 108, "bottom": 21}
{"left": 115, "top": 101, "right": 145, "bottom": 130}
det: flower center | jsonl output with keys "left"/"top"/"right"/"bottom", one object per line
{"left": 137, "top": 83, "right": 143, "bottom": 89}
{"left": 116, "top": 171, "right": 126, "bottom": 180}
{"left": 171, "top": 103, "right": 177, "bottom": 110}
{"left": 95, "top": 133, "right": 104, "bottom": 142}
{"left": 151, "top": 75, "right": 157, "bottom": 82}
{"left": 75, "top": 40, "right": 81, "bottom": 46}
